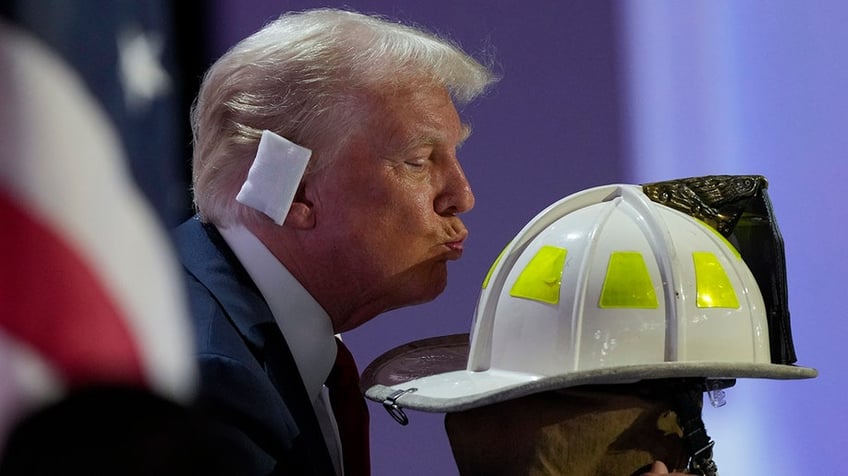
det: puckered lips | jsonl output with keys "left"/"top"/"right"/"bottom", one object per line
{"left": 442, "top": 229, "right": 467, "bottom": 259}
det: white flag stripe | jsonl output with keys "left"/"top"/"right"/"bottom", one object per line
{"left": 0, "top": 328, "right": 63, "bottom": 454}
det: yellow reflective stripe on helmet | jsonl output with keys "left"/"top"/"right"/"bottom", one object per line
{"left": 693, "top": 251, "right": 740, "bottom": 308}
{"left": 482, "top": 242, "right": 511, "bottom": 289}
{"left": 599, "top": 251, "right": 658, "bottom": 309}
{"left": 509, "top": 245, "right": 567, "bottom": 304}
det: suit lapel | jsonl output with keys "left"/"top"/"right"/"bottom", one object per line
{"left": 174, "top": 218, "right": 336, "bottom": 475}
{"left": 175, "top": 218, "right": 272, "bottom": 339}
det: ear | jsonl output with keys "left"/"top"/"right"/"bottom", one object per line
{"left": 284, "top": 183, "right": 315, "bottom": 229}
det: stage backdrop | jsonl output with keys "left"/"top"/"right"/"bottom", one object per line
{"left": 205, "top": 1, "right": 844, "bottom": 474}
{"left": 619, "top": 2, "right": 845, "bottom": 474}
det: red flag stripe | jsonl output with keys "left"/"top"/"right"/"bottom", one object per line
{"left": 0, "top": 188, "right": 146, "bottom": 388}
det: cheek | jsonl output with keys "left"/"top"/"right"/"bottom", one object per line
{"left": 363, "top": 199, "right": 439, "bottom": 264}
{"left": 387, "top": 199, "right": 437, "bottom": 244}
{"left": 393, "top": 183, "right": 435, "bottom": 223}
{"left": 331, "top": 173, "right": 438, "bottom": 246}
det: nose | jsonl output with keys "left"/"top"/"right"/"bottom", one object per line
{"left": 435, "top": 158, "right": 475, "bottom": 216}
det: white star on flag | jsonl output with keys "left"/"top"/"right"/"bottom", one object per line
{"left": 117, "top": 24, "right": 172, "bottom": 113}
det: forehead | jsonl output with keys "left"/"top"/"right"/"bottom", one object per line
{"left": 363, "top": 85, "right": 467, "bottom": 153}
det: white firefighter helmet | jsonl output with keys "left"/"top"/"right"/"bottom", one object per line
{"left": 363, "top": 183, "right": 816, "bottom": 415}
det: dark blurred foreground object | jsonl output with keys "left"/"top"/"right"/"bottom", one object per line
{"left": 0, "top": 385, "right": 242, "bottom": 476}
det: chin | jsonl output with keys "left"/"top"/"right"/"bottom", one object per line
{"left": 389, "top": 263, "right": 450, "bottom": 307}
{"left": 421, "top": 277, "right": 449, "bottom": 303}
{"left": 400, "top": 277, "right": 448, "bottom": 308}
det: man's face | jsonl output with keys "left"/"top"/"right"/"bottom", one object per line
{"left": 306, "top": 86, "right": 474, "bottom": 330}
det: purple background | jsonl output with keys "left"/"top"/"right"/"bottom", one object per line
{"left": 205, "top": 1, "right": 845, "bottom": 474}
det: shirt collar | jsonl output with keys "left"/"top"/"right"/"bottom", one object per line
{"left": 217, "top": 224, "right": 337, "bottom": 401}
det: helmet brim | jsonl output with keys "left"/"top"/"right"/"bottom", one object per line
{"left": 362, "top": 333, "right": 818, "bottom": 413}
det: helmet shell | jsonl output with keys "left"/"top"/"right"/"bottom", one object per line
{"left": 470, "top": 184, "right": 769, "bottom": 377}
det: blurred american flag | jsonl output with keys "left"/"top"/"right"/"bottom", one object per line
{"left": 0, "top": 0, "right": 206, "bottom": 453}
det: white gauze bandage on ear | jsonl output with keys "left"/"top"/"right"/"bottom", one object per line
{"left": 236, "top": 130, "right": 312, "bottom": 225}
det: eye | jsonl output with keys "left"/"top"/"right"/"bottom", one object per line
{"left": 404, "top": 158, "right": 428, "bottom": 169}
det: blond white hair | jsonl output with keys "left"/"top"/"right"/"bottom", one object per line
{"left": 190, "top": 8, "right": 497, "bottom": 226}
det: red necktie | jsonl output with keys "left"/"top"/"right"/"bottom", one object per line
{"left": 326, "top": 338, "right": 370, "bottom": 476}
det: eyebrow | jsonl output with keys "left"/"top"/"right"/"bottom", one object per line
{"left": 458, "top": 123, "right": 473, "bottom": 147}
{"left": 392, "top": 123, "right": 473, "bottom": 156}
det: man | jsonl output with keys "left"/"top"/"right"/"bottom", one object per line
{"left": 174, "top": 8, "right": 496, "bottom": 476}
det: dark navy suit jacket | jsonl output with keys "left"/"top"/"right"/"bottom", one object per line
{"left": 174, "top": 217, "right": 336, "bottom": 475}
